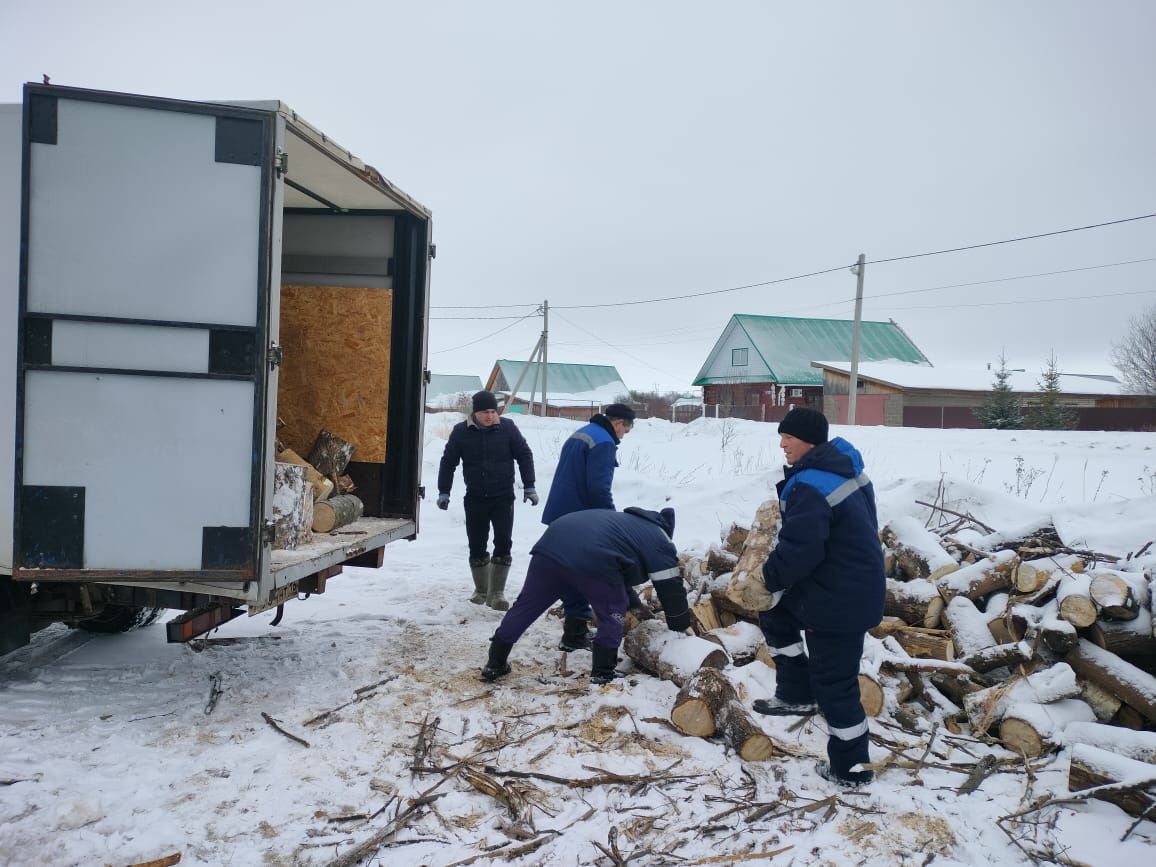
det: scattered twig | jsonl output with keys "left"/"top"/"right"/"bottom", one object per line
{"left": 203, "top": 672, "right": 223, "bottom": 716}
{"left": 261, "top": 711, "right": 310, "bottom": 748}
{"left": 915, "top": 500, "right": 995, "bottom": 534}
{"left": 681, "top": 845, "right": 795, "bottom": 864}
{"left": 957, "top": 754, "right": 998, "bottom": 795}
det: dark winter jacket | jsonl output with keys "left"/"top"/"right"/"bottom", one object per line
{"left": 541, "top": 414, "right": 620, "bottom": 524}
{"left": 437, "top": 415, "right": 535, "bottom": 499}
{"left": 761, "top": 437, "right": 885, "bottom": 633}
{"left": 531, "top": 507, "right": 690, "bottom": 631}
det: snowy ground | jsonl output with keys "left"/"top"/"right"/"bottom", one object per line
{"left": 1, "top": 415, "right": 1154, "bottom": 866}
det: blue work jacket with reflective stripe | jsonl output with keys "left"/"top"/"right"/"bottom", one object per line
{"left": 541, "top": 415, "right": 619, "bottom": 524}
{"left": 762, "top": 437, "right": 885, "bottom": 633}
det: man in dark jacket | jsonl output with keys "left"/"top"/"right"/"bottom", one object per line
{"left": 437, "top": 390, "right": 537, "bottom": 610}
{"left": 481, "top": 507, "right": 691, "bottom": 684}
{"left": 541, "top": 402, "right": 636, "bottom": 651}
{"left": 754, "top": 407, "right": 884, "bottom": 788}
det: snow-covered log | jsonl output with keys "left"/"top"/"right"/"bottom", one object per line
{"left": 959, "top": 641, "right": 1033, "bottom": 674}
{"left": 705, "top": 546, "right": 738, "bottom": 577}
{"left": 671, "top": 667, "right": 738, "bottom": 737}
{"left": 1065, "top": 639, "right": 1156, "bottom": 725}
{"left": 723, "top": 522, "right": 749, "bottom": 556}
{"left": 963, "top": 662, "right": 1081, "bottom": 734}
{"left": 703, "top": 621, "right": 767, "bottom": 666}
{"left": 998, "top": 698, "right": 1096, "bottom": 757}
{"left": 884, "top": 578, "right": 944, "bottom": 628}
{"left": 1087, "top": 610, "right": 1156, "bottom": 658}
{"left": 1011, "top": 601, "right": 1077, "bottom": 655}
{"left": 936, "top": 550, "right": 1016, "bottom": 602}
{"left": 1089, "top": 569, "right": 1144, "bottom": 621}
{"left": 623, "top": 619, "right": 729, "bottom": 687}
{"left": 1014, "top": 554, "right": 1082, "bottom": 594}
{"left": 944, "top": 596, "right": 998, "bottom": 659}
{"left": 1056, "top": 573, "right": 1097, "bottom": 628}
{"left": 716, "top": 499, "right": 781, "bottom": 617}
{"left": 1062, "top": 721, "right": 1156, "bottom": 764}
{"left": 984, "top": 592, "right": 1015, "bottom": 644}
{"left": 1067, "top": 743, "right": 1156, "bottom": 818}
{"left": 881, "top": 517, "right": 960, "bottom": 582}
{"left": 1079, "top": 680, "right": 1124, "bottom": 723}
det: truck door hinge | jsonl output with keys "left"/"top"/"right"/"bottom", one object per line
{"left": 267, "top": 343, "right": 283, "bottom": 368}
{"left": 423, "top": 369, "right": 432, "bottom": 384}
{"left": 261, "top": 519, "right": 276, "bottom": 546}
{"left": 418, "top": 485, "right": 426, "bottom": 499}
{"left": 428, "top": 243, "right": 437, "bottom": 259}
{"left": 274, "top": 149, "right": 288, "bottom": 177}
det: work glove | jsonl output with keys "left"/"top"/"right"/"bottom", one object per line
{"left": 523, "top": 487, "right": 539, "bottom": 506}
{"left": 436, "top": 493, "right": 450, "bottom": 510}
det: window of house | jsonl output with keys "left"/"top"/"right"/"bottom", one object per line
{"left": 789, "top": 387, "right": 802, "bottom": 397}
{"left": 747, "top": 391, "right": 760, "bottom": 406}
{"left": 731, "top": 347, "right": 748, "bottom": 366}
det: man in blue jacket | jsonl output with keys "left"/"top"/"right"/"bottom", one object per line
{"left": 541, "top": 403, "right": 636, "bottom": 651}
{"left": 481, "top": 506, "right": 690, "bottom": 684}
{"left": 437, "top": 391, "right": 537, "bottom": 610}
{"left": 755, "top": 407, "right": 884, "bottom": 788}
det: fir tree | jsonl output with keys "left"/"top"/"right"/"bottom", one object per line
{"left": 974, "top": 353, "right": 1023, "bottom": 429}
{"left": 1027, "top": 352, "right": 1078, "bottom": 430}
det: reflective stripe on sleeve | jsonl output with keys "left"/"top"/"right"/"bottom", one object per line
{"left": 768, "top": 641, "right": 805, "bottom": 658}
{"left": 649, "top": 566, "right": 680, "bottom": 581}
{"left": 825, "top": 472, "right": 871, "bottom": 508}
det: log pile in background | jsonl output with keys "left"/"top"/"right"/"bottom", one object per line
{"left": 663, "top": 498, "right": 1155, "bottom": 813}
{"left": 876, "top": 501, "right": 1156, "bottom": 816}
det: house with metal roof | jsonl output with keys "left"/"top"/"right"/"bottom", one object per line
{"left": 812, "top": 360, "right": 1156, "bottom": 430}
{"left": 425, "top": 374, "right": 484, "bottom": 411}
{"left": 692, "top": 315, "right": 930, "bottom": 421}
{"left": 485, "top": 360, "right": 629, "bottom": 420}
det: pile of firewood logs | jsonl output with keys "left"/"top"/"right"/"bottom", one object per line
{"left": 271, "top": 428, "right": 364, "bottom": 550}
{"left": 620, "top": 496, "right": 1156, "bottom": 817}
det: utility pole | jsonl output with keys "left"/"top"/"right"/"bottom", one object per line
{"left": 541, "top": 300, "right": 549, "bottom": 417}
{"left": 847, "top": 253, "right": 865, "bottom": 425}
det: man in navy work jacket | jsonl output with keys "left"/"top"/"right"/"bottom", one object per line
{"left": 755, "top": 407, "right": 884, "bottom": 788}
{"left": 437, "top": 390, "right": 537, "bottom": 610}
{"left": 541, "top": 402, "right": 636, "bottom": 652}
{"left": 481, "top": 506, "right": 691, "bottom": 684}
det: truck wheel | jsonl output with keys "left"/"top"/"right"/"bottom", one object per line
{"left": 76, "top": 605, "right": 164, "bottom": 634}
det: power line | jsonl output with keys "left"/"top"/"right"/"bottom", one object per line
{"left": 430, "top": 211, "right": 1156, "bottom": 313}
{"left": 552, "top": 311, "right": 687, "bottom": 382}
{"left": 430, "top": 311, "right": 539, "bottom": 355}
{"left": 869, "top": 286, "right": 1156, "bottom": 312}
{"left": 867, "top": 212, "right": 1156, "bottom": 266}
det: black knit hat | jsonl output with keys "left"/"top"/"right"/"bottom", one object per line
{"left": 778, "top": 407, "right": 828, "bottom": 445}
{"left": 603, "top": 403, "right": 636, "bottom": 423}
{"left": 472, "top": 390, "right": 499, "bottom": 413}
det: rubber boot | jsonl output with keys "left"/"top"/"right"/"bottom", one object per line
{"left": 487, "top": 555, "right": 511, "bottom": 611}
{"left": 558, "top": 617, "right": 592, "bottom": 652}
{"left": 468, "top": 556, "right": 491, "bottom": 605}
{"left": 482, "top": 637, "right": 513, "bottom": 682}
{"left": 590, "top": 644, "right": 621, "bottom": 684}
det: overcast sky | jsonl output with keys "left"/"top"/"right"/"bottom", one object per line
{"left": 3, "top": 1, "right": 1154, "bottom": 393}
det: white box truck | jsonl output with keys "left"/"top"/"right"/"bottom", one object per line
{"left": 0, "top": 84, "right": 432, "bottom": 653}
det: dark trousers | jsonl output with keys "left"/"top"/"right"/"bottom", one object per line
{"left": 464, "top": 494, "right": 514, "bottom": 560}
{"left": 759, "top": 605, "right": 870, "bottom": 778}
{"left": 495, "top": 555, "right": 629, "bottom": 649}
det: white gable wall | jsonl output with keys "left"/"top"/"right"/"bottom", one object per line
{"left": 699, "top": 319, "right": 773, "bottom": 383}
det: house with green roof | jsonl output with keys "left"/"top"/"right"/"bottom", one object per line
{"left": 425, "top": 374, "right": 484, "bottom": 412}
{"left": 692, "top": 315, "right": 930, "bottom": 421}
{"left": 485, "top": 360, "right": 629, "bottom": 420}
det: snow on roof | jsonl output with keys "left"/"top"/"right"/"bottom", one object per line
{"left": 811, "top": 360, "right": 1124, "bottom": 395}
{"left": 427, "top": 374, "right": 483, "bottom": 399}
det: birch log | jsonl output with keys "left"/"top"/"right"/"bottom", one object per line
{"left": 1056, "top": 573, "right": 1097, "bottom": 628}
{"left": 704, "top": 621, "right": 767, "bottom": 666}
{"left": 1065, "top": 639, "right": 1156, "bottom": 725}
{"left": 671, "top": 667, "right": 738, "bottom": 737}
{"left": 998, "top": 698, "right": 1096, "bottom": 758}
{"left": 1067, "top": 744, "right": 1156, "bottom": 818}
{"left": 880, "top": 516, "right": 959, "bottom": 581}
{"left": 272, "top": 462, "right": 313, "bottom": 550}
{"left": 716, "top": 700, "right": 775, "bottom": 761}
{"left": 717, "top": 499, "right": 781, "bottom": 616}
{"left": 623, "top": 620, "right": 730, "bottom": 686}
{"left": 1090, "top": 569, "right": 1143, "bottom": 621}
{"left": 307, "top": 428, "right": 355, "bottom": 478}
{"left": 1062, "top": 721, "right": 1156, "bottom": 764}
{"left": 943, "top": 596, "right": 998, "bottom": 659}
{"left": 311, "top": 494, "right": 364, "bottom": 533}
{"left": 963, "top": 662, "right": 1081, "bottom": 734}
{"left": 936, "top": 550, "right": 1016, "bottom": 602}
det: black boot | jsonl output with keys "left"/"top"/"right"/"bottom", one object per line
{"left": 482, "top": 638, "right": 513, "bottom": 682}
{"left": 590, "top": 644, "right": 620, "bottom": 684}
{"left": 558, "top": 617, "right": 592, "bottom": 652}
